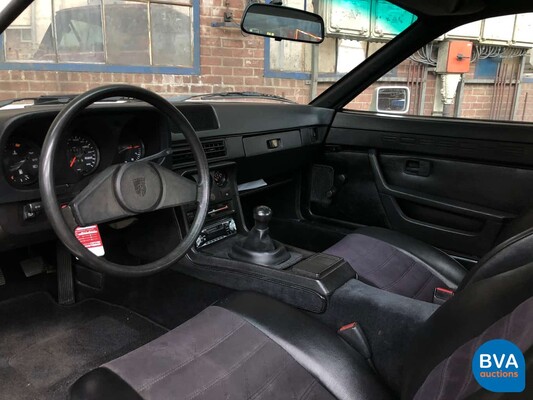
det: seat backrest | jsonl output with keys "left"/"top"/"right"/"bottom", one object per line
{"left": 460, "top": 208, "right": 533, "bottom": 290}
{"left": 402, "top": 262, "right": 533, "bottom": 399}
{"left": 495, "top": 209, "right": 533, "bottom": 245}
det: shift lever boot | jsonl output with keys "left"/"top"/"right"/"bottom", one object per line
{"left": 229, "top": 205, "right": 290, "bottom": 266}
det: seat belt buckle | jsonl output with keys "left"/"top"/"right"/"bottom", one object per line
{"left": 338, "top": 322, "right": 372, "bottom": 359}
{"left": 338, "top": 322, "right": 377, "bottom": 372}
{"left": 433, "top": 287, "right": 454, "bottom": 305}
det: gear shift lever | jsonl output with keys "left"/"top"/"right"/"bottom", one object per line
{"left": 254, "top": 205, "right": 271, "bottom": 230}
{"left": 246, "top": 206, "right": 275, "bottom": 251}
{"left": 229, "top": 205, "right": 290, "bottom": 266}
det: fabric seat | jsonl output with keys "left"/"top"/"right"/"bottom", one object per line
{"left": 71, "top": 262, "right": 533, "bottom": 400}
{"left": 70, "top": 292, "right": 391, "bottom": 400}
{"left": 325, "top": 221, "right": 533, "bottom": 302}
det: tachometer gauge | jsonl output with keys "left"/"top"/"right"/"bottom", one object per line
{"left": 118, "top": 140, "right": 144, "bottom": 163}
{"left": 66, "top": 135, "right": 99, "bottom": 176}
{"left": 4, "top": 140, "right": 40, "bottom": 186}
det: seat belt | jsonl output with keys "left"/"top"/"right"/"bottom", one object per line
{"left": 433, "top": 287, "right": 454, "bottom": 305}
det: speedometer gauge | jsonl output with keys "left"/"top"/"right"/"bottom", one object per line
{"left": 118, "top": 139, "right": 144, "bottom": 163}
{"left": 4, "top": 140, "right": 40, "bottom": 186}
{"left": 66, "top": 136, "right": 99, "bottom": 176}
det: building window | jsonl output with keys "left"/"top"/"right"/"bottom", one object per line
{"left": 474, "top": 58, "right": 501, "bottom": 79}
{"left": 266, "top": 0, "right": 313, "bottom": 78}
{"left": 265, "top": 0, "right": 340, "bottom": 79}
{"left": 1, "top": 0, "right": 198, "bottom": 74}
{"left": 265, "top": 0, "right": 413, "bottom": 80}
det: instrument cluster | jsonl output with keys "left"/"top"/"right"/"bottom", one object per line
{"left": 3, "top": 134, "right": 146, "bottom": 188}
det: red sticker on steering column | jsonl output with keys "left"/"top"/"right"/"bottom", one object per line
{"left": 75, "top": 225, "right": 105, "bottom": 256}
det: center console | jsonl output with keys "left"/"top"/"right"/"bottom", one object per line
{"left": 181, "top": 162, "right": 242, "bottom": 247}
{"left": 176, "top": 162, "right": 356, "bottom": 313}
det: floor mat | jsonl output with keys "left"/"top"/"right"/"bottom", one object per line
{"left": 94, "top": 269, "right": 234, "bottom": 329}
{"left": 0, "top": 292, "right": 167, "bottom": 400}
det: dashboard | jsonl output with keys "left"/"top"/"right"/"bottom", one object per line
{"left": 0, "top": 101, "right": 333, "bottom": 250}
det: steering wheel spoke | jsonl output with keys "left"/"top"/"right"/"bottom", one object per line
{"left": 152, "top": 163, "right": 198, "bottom": 209}
{"left": 69, "top": 162, "right": 199, "bottom": 227}
{"left": 61, "top": 205, "right": 81, "bottom": 232}
{"left": 70, "top": 164, "right": 134, "bottom": 227}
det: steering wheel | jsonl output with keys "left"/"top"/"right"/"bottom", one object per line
{"left": 39, "top": 85, "right": 210, "bottom": 277}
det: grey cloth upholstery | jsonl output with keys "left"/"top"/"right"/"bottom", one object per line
{"left": 326, "top": 221, "right": 533, "bottom": 302}
{"left": 216, "top": 292, "right": 392, "bottom": 400}
{"left": 71, "top": 261, "right": 533, "bottom": 400}
{"left": 315, "top": 279, "right": 440, "bottom": 393}
{"left": 402, "top": 262, "right": 533, "bottom": 399}
{"left": 71, "top": 293, "right": 393, "bottom": 400}
{"left": 324, "top": 227, "right": 466, "bottom": 302}
{"left": 413, "top": 296, "right": 533, "bottom": 399}
{"left": 103, "top": 306, "right": 336, "bottom": 400}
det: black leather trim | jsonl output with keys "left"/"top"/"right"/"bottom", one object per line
{"left": 217, "top": 292, "right": 394, "bottom": 400}
{"left": 356, "top": 226, "right": 467, "bottom": 289}
{"left": 460, "top": 226, "right": 533, "bottom": 290}
{"left": 402, "top": 262, "right": 533, "bottom": 399}
{"left": 69, "top": 367, "right": 143, "bottom": 400}
{"left": 496, "top": 209, "right": 533, "bottom": 245}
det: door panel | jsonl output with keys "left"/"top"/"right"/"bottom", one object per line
{"left": 379, "top": 153, "right": 533, "bottom": 214}
{"left": 307, "top": 111, "right": 533, "bottom": 259}
{"left": 328, "top": 112, "right": 533, "bottom": 166}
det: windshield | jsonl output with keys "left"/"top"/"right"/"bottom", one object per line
{"left": 0, "top": 0, "right": 416, "bottom": 105}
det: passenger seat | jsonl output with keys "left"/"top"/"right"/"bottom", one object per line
{"left": 324, "top": 211, "right": 533, "bottom": 302}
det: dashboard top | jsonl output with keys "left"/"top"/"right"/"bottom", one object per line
{"left": 0, "top": 101, "right": 334, "bottom": 137}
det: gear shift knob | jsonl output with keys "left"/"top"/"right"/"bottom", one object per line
{"left": 253, "top": 205, "right": 272, "bottom": 229}
{"left": 230, "top": 204, "right": 289, "bottom": 266}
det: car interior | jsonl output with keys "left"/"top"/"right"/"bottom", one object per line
{"left": 0, "top": 0, "right": 532, "bottom": 399}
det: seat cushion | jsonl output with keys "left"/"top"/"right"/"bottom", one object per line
{"left": 70, "top": 292, "right": 393, "bottom": 400}
{"left": 325, "top": 227, "right": 467, "bottom": 302}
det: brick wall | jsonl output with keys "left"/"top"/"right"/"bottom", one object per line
{"left": 516, "top": 83, "right": 533, "bottom": 122}
{"left": 0, "top": 0, "right": 312, "bottom": 104}
{"left": 456, "top": 66, "right": 533, "bottom": 122}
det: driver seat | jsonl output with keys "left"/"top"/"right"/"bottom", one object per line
{"left": 70, "top": 262, "right": 533, "bottom": 400}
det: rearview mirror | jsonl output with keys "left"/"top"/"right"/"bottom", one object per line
{"left": 241, "top": 4, "right": 324, "bottom": 44}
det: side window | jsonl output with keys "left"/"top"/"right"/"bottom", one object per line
{"left": 345, "top": 13, "right": 533, "bottom": 123}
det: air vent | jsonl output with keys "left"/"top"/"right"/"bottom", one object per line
{"left": 171, "top": 139, "right": 227, "bottom": 166}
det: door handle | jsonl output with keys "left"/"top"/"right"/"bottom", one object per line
{"left": 404, "top": 159, "right": 431, "bottom": 177}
